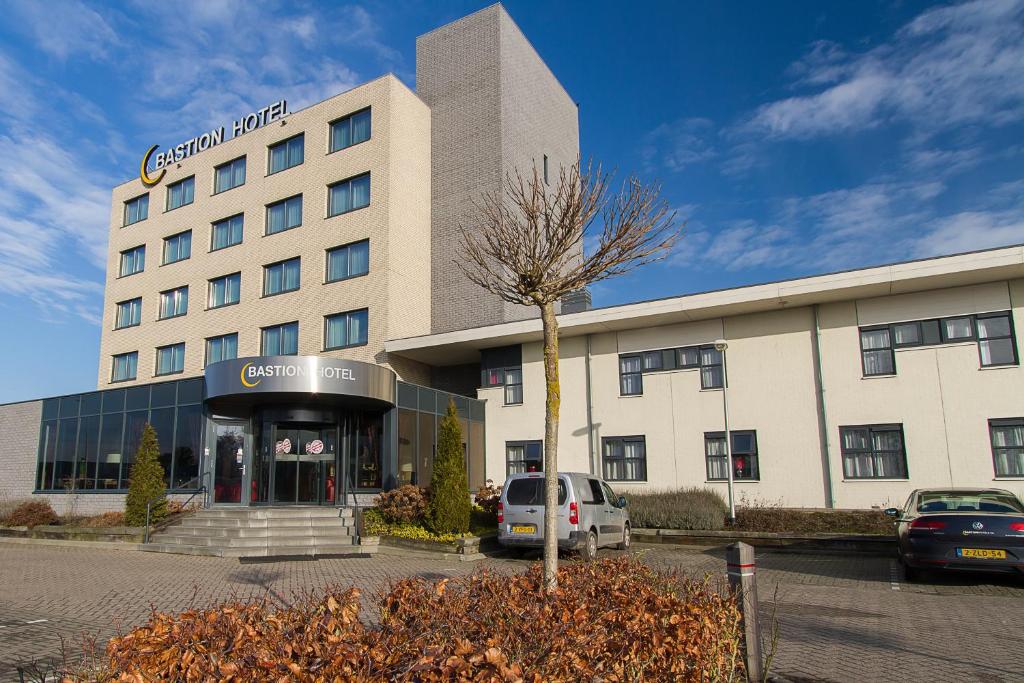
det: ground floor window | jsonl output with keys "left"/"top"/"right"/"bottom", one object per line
{"left": 705, "top": 430, "right": 759, "bottom": 481}
{"left": 506, "top": 440, "right": 543, "bottom": 476}
{"left": 839, "top": 424, "right": 907, "bottom": 479}
{"left": 990, "top": 419, "right": 1024, "bottom": 478}
{"left": 602, "top": 436, "right": 646, "bottom": 481}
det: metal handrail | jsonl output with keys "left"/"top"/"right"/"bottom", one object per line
{"left": 143, "top": 472, "right": 210, "bottom": 544}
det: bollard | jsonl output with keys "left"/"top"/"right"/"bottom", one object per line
{"left": 727, "top": 541, "right": 763, "bottom": 682}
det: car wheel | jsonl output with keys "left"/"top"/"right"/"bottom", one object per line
{"left": 617, "top": 524, "right": 631, "bottom": 551}
{"left": 581, "top": 530, "right": 598, "bottom": 561}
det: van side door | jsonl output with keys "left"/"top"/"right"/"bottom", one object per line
{"left": 583, "top": 478, "right": 612, "bottom": 545}
{"left": 601, "top": 481, "right": 624, "bottom": 540}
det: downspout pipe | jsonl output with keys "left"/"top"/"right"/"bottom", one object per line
{"left": 585, "top": 334, "right": 596, "bottom": 475}
{"left": 812, "top": 305, "right": 836, "bottom": 509}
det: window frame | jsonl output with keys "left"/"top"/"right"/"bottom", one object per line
{"left": 619, "top": 354, "right": 643, "bottom": 396}
{"left": 323, "top": 308, "right": 369, "bottom": 351}
{"left": 213, "top": 156, "right": 246, "bottom": 194}
{"left": 325, "top": 239, "right": 370, "bottom": 283}
{"left": 262, "top": 257, "right": 301, "bottom": 298}
{"left": 261, "top": 321, "right": 299, "bottom": 356}
{"left": 503, "top": 367, "right": 523, "bottom": 405}
{"left": 267, "top": 133, "right": 304, "bottom": 175}
{"left": 161, "top": 230, "right": 192, "bottom": 265}
{"left": 601, "top": 435, "right": 647, "bottom": 482}
{"left": 859, "top": 325, "right": 896, "bottom": 377}
{"left": 118, "top": 245, "right": 146, "bottom": 278}
{"left": 210, "top": 213, "right": 244, "bottom": 251}
{"left": 704, "top": 430, "right": 760, "bottom": 482}
{"left": 977, "top": 311, "right": 1018, "bottom": 368}
{"left": 155, "top": 342, "right": 186, "bottom": 377}
{"left": 207, "top": 272, "right": 241, "bottom": 309}
{"left": 111, "top": 351, "right": 138, "bottom": 383}
{"left": 838, "top": 423, "right": 909, "bottom": 480}
{"left": 114, "top": 297, "right": 142, "bottom": 330}
{"left": 204, "top": 333, "right": 239, "bottom": 367}
{"left": 123, "top": 193, "right": 149, "bottom": 226}
{"left": 328, "top": 107, "right": 372, "bottom": 154}
{"left": 265, "top": 194, "right": 303, "bottom": 235}
{"left": 989, "top": 418, "right": 1024, "bottom": 478}
{"left": 165, "top": 175, "right": 195, "bottom": 211}
{"left": 157, "top": 286, "right": 189, "bottom": 320}
{"left": 505, "top": 440, "right": 543, "bottom": 476}
{"left": 327, "top": 172, "right": 371, "bottom": 218}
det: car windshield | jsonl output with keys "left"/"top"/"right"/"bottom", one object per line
{"left": 505, "top": 477, "right": 567, "bottom": 506}
{"left": 916, "top": 491, "right": 1024, "bottom": 514}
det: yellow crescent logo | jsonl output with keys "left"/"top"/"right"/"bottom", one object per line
{"left": 240, "top": 362, "right": 261, "bottom": 388}
{"left": 140, "top": 145, "right": 166, "bottom": 186}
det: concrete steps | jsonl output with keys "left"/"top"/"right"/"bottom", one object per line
{"left": 143, "top": 507, "right": 363, "bottom": 558}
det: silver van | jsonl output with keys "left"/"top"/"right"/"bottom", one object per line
{"left": 497, "top": 472, "right": 631, "bottom": 560}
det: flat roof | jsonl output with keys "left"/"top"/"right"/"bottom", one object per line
{"left": 385, "top": 243, "right": 1024, "bottom": 365}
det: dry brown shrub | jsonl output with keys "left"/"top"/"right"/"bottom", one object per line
{"left": 76, "top": 512, "right": 126, "bottom": 528}
{"left": 3, "top": 500, "right": 58, "bottom": 528}
{"left": 375, "top": 484, "right": 428, "bottom": 524}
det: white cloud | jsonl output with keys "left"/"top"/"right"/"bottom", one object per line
{"left": 908, "top": 209, "right": 1024, "bottom": 257}
{"left": 642, "top": 117, "right": 717, "bottom": 173}
{"left": 8, "top": 0, "right": 120, "bottom": 60}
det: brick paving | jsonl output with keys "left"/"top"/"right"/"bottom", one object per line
{"left": 1, "top": 542, "right": 1022, "bottom": 682}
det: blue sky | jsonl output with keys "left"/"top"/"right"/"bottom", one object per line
{"left": 0, "top": 0, "right": 1022, "bottom": 403}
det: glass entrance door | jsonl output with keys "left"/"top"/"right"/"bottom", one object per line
{"left": 271, "top": 424, "right": 337, "bottom": 504}
{"left": 213, "top": 422, "right": 247, "bottom": 504}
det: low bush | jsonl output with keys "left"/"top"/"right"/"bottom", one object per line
{"left": 3, "top": 500, "right": 58, "bottom": 528}
{"left": 75, "top": 512, "right": 127, "bottom": 528}
{"left": 362, "top": 507, "right": 495, "bottom": 544}
{"left": 733, "top": 505, "right": 894, "bottom": 535}
{"left": 627, "top": 487, "right": 729, "bottom": 530}
{"left": 473, "top": 480, "right": 502, "bottom": 514}
{"left": 67, "top": 557, "right": 743, "bottom": 681}
{"left": 375, "top": 484, "right": 428, "bottom": 524}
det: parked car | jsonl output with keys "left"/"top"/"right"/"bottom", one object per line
{"left": 497, "top": 472, "right": 630, "bottom": 560}
{"left": 885, "top": 488, "right": 1024, "bottom": 581}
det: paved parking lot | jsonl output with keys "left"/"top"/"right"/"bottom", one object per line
{"left": 1, "top": 541, "right": 1022, "bottom": 682}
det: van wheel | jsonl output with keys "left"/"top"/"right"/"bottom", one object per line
{"left": 581, "top": 530, "right": 598, "bottom": 561}
{"left": 617, "top": 524, "right": 631, "bottom": 551}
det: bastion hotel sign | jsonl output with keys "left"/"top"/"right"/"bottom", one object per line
{"left": 139, "top": 99, "right": 288, "bottom": 186}
{"left": 204, "top": 356, "right": 397, "bottom": 405}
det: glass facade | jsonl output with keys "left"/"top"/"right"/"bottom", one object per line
{"left": 36, "top": 378, "right": 204, "bottom": 492}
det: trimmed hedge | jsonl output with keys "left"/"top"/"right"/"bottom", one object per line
{"left": 627, "top": 487, "right": 729, "bottom": 530}
{"left": 733, "top": 506, "right": 894, "bottom": 535}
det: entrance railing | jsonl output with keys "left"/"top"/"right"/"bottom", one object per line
{"left": 143, "top": 472, "right": 211, "bottom": 544}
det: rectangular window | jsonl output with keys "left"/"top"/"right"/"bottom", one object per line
{"left": 211, "top": 214, "right": 243, "bottom": 251}
{"left": 678, "top": 347, "right": 700, "bottom": 368}
{"left": 839, "top": 424, "right": 908, "bottom": 479}
{"left": 892, "top": 322, "right": 922, "bottom": 347}
{"left": 114, "top": 298, "right": 142, "bottom": 329}
{"left": 326, "top": 240, "right": 370, "bottom": 282}
{"left": 506, "top": 440, "right": 543, "bottom": 475}
{"left": 268, "top": 133, "right": 304, "bottom": 174}
{"left": 156, "top": 343, "right": 185, "bottom": 376}
{"left": 942, "top": 316, "right": 974, "bottom": 342}
{"left": 860, "top": 327, "right": 894, "bottom": 376}
{"left": 324, "top": 308, "right": 368, "bottom": 350}
{"left": 158, "top": 286, "right": 188, "bottom": 319}
{"left": 920, "top": 319, "right": 942, "bottom": 345}
{"left": 977, "top": 312, "right": 1018, "bottom": 367}
{"left": 261, "top": 321, "right": 299, "bottom": 356}
{"left": 111, "top": 352, "right": 138, "bottom": 382}
{"left": 990, "top": 419, "right": 1024, "bottom": 478}
{"left": 123, "top": 194, "right": 148, "bottom": 225}
{"left": 602, "top": 436, "right": 647, "bottom": 481}
{"left": 328, "top": 173, "right": 371, "bottom": 217}
{"left": 213, "top": 156, "right": 246, "bottom": 194}
{"left": 619, "top": 355, "right": 643, "bottom": 395}
{"left": 504, "top": 368, "right": 523, "bottom": 405}
{"left": 205, "top": 333, "right": 238, "bottom": 366}
{"left": 705, "top": 430, "right": 759, "bottom": 481}
{"left": 700, "top": 346, "right": 724, "bottom": 389}
{"left": 208, "top": 272, "right": 240, "bottom": 308}
{"left": 162, "top": 230, "right": 192, "bottom": 264}
{"left": 642, "top": 350, "right": 663, "bottom": 371}
{"left": 266, "top": 195, "right": 302, "bottom": 235}
{"left": 329, "top": 108, "right": 371, "bottom": 152}
{"left": 166, "top": 176, "right": 195, "bottom": 211}
{"left": 263, "top": 257, "right": 300, "bottom": 296}
{"left": 119, "top": 245, "right": 145, "bottom": 277}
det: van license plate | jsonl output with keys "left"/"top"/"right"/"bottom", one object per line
{"left": 511, "top": 525, "right": 535, "bottom": 534}
{"left": 957, "top": 548, "right": 1006, "bottom": 559}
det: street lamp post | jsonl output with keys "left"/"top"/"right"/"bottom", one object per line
{"left": 714, "top": 339, "right": 735, "bottom": 523}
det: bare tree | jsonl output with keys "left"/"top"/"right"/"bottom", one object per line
{"left": 459, "top": 159, "right": 678, "bottom": 590}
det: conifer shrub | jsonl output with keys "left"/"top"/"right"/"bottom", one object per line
{"left": 124, "top": 423, "right": 167, "bottom": 527}
{"left": 425, "top": 400, "right": 471, "bottom": 535}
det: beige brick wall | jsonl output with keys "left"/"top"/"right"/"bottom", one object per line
{"left": 98, "top": 75, "right": 432, "bottom": 389}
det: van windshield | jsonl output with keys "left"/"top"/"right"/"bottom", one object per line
{"left": 506, "top": 478, "right": 567, "bottom": 506}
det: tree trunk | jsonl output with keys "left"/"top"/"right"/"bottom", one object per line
{"left": 540, "top": 300, "right": 561, "bottom": 591}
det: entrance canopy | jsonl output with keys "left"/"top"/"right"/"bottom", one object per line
{"left": 204, "top": 356, "right": 396, "bottom": 412}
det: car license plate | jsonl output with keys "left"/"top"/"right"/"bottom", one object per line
{"left": 511, "top": 525, "right": 535, "bottom": 534}
{"left": 957, "top": 548, "right": 1007, "bottom": 559}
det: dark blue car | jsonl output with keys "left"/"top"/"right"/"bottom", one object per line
{"left": 885, "top": 488, "right": 1024, "bottom": 581}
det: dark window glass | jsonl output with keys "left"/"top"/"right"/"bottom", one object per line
{"left": 619, "top": 355, "right": 642, "bottom": 395}
{"left": 263, "top": 258, "right": 300, "bottom": 296}
{"left": 942, "top": 316, "right": 974, "bottom": 341}
{"left": 642, "top": 350, "right": 663, "bottom": 371}
{"left": 397, "top": 382, "right": 417, "bottom": 409}
{"left": 37, "top": 420, "right": 57, "bottom": 489}
{"left": 79, "top": 392, "right": 102, "bottom": 416}
{"left": 916, "top": 490, "right": 1023, "bottom": 514}
{"left": 42, "top": 399, "right": 59, "bottom": 420}
{"left": 328, "top": 173, "right": 370, "bottom": 217}
{"left": 97, "top": 413, "right": 123, "bottom": 489}
{"left": 209, "top": 272, "right": 240, "bottom": 308}
{"left": 211, "top": 214, "right": 243, "bottom": 250}
{"left": 860, "top": 328, "right": 894, "bottom": 376}
{"left": 214, "top": 156, "right": 246, "bottom": 194}
{"left": 602, "top": 436, "right": 647, "bottom": 481}
{"left": 839, "top": 425, "right": 907, "bottom": 479}
{"left": 325, "top": 309, "right": 368, "bottom": 349}
{"left": 156, "top": 343, "right": 185, "bottom": 375}
{"left": 112, "top": 352, "right": 138, "bottom": 382}
{"left": 505, "top": 477, "right": 567, "bottom": 506}
{"left": 74, "top": 414, "right": 100, "bottom": 489}
{"left": 504, "top": 368, "right": 523, "bottom": 405}
{"left": 173, "top": 404, "right": 203, "bottom": 488}
{"left": 326, "top": 240, "right": 370, "bottom": 282}
{"left": 700, "top": 346, "right": 724, "bottom": 389}
{"left": 921, "top": 319, "right": 942, "bottom": 345}
{"left": 705, "top": 430, "right": 759, "bottom": 481}
{"left": 268, "top": 134, "right": 304, "bottom": 174}
{"left": 206, "top": 333, "right": 238, "bottom": 366}
{"left": 150, "top": 382, "right": 177, "bottom": 408}
{"left": 124, "top": 194, "right": 148, "bottom": 225}
{"left": 125, "top": 385, "right": 149, "bottom": 411}
{"left": 990, "top": 419, "right": 1024, "bottom": 478}
{"left": 121, "top": 410, "right": 148, "bottom": 488}
{"left": 262, "top": 321, "right": 299, "bottom": 355}
{"left": 119, "top": 245, "right": 145, "bottom": 277}
{"left": 149, "top": 407, "right": 175, "bottom": 486}
{"left": 115, "top": 298, "right": 142, "bottom": 329}
{"left": 892, "top": 322, "right": 921, "bottom": 347}
{"left": 59, "top": 396, "right": 80, "bottom": 418}
{"left": 977, "top": 313, "right": 1017, "bottom": 367}
{"left": 506, "top": 440, "right": 542, "bottom": 475}
{"left": 166, "top": 176, "right": 195, "bottom": 210}
{"left": 678, "top": 347, "right": 700, "bottom": 368}
{"left": 162, "top": 230, "right": 191, "bottom": 264}
{"left": 266, "top": 195, "right": 302, "bottom": 234}
{"left": 330, "top": 108, "right": 371, "bottom": 152}
{"left": 158, "top": 286, "right": 188, "bottom": 319}
{"left": 176, "top": 378, "right": 203, "bottom": 404}
{"left": 53, "top": 418, "right": 77, "bottom": 490}
{"left": 102, "top": 389, "right": 125, "bottom": 413}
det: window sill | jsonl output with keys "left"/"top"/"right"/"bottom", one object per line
{"left": 265, "top": 164, "right": 304, "bottom": 178}
{"left": 503, "top": 402, "right": 523, "bottom": 407}
{"left": 841, "top": 478, "right": 909, "bottom": 482}
{"left": 109, "top": 377, "right": 137, "bottom": 384}
{"left": 861, "top": 374, "right": 897, "bottom": 380}
{"left": 606, "top": 480, "right": 647, "bottom": 484}
{"left": 706, "top": 480, "right": 759, "bottom": 484}
{"left": 206, "top": 301, "right": 240, "bottom": 311}
{"left": 122, "top": 219, "right": 147, "bottom": 228}
{"left": 261, "top": 290, "right": 300, "bottom": 300}
{"left": 699, "top": 387, "right": 724, "bottom": 392}
{"left": 113, "top": 323, "right": 141, "bottom": 331}
{"left": 163, "top": 202, "right": 194, "bottom": 214}
{"left": 326, "top": 203, "right": 370, "bottom": 221}
{"left": 326, "top": 137, "right": 371, "bottom": 157}
{"left": 994, "top": 477, "right": 1024, "bottom": 481}
{"left": 212, "top": 184, "right": 245, "bottom": 197}
{"left": 116, "top": 271, "right": 143, "bottom": 280}
{"left": 209, "top": 242, "right": 243, "bottom": 253}
{"left": 157, "top": 313, "right": 188, "bottom": 321}
{"left": 979, "top": 364, "right": 1019, "bottom": 371}
{"left": 155, "top": 370, "right": 185, "bottom": 378}
{"left": 618, "top": 393, "right": 644, "bottom": 398}
{"left": 263, "top": 225, "right": 302, "bottom": 237}
{"left": 325, "top": 272, "right": 369, "bottom": 285}
{"left": 323, "top": 341, "right": 369, "bottom": 352}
